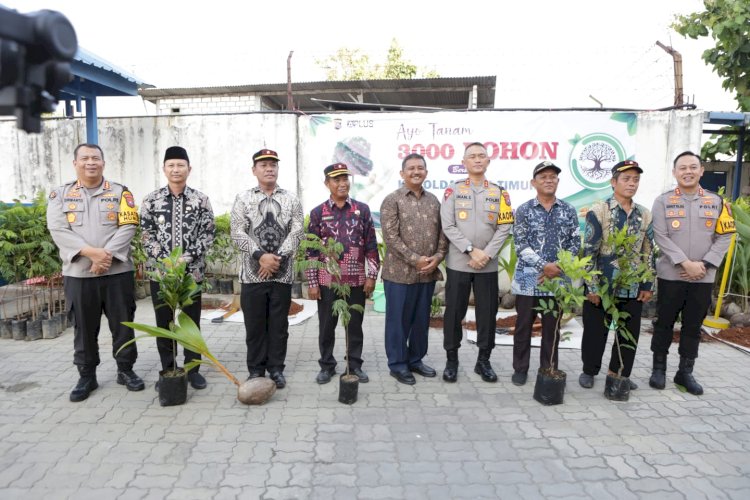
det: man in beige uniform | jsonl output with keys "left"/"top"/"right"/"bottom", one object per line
{"left": 650, "top": 151, "right": 735, "bottom": 395}
{"left": 441, "top": 142, "right": 514, "bottom": 383}
{"left": 47, "top": 143, "right": 144, "bottom": 402}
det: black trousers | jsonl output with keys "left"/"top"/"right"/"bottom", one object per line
{"left": 581, "top": 297, "right": 642, "bottom": 378}
{"left": 241, "top": 281, "right": 292, "bottom": 373}
{"left": 443, "top": 268, "right": 498, "bottom": 351}
{"left": 150, "top": 280, "right": 202, "bottom": 372}
{"left": 513, "top": 295, "right": 560, "bottom": 373}
{"left": 318, "top": 285, "right": 365, "bottom": 370}
{"left": 64, "top": 272, "right": 137, "bottom": 374}
{"left": 652, "top": 278, "right": 713, "bottom": 359}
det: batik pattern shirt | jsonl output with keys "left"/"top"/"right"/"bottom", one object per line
{"left": 231, "top": 185, "right": 303, "bottom": 285}
{"left": 380, "top": 186, "right": 448, "bottom": 284}
{"left": 140, "top": 186, "right": 215, "bottom": 282}
{"left": 511, "top": 197, "right": 580, "bottom": 296}
{"left": 306, "top": 197, "right": 380, "bottom": 288}
{"left": 583, "top": 197, "right": 655, "bottom": 298}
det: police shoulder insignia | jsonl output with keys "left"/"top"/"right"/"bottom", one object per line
{"left": 444, "top": 187, "right": 454, "bottom": 200}
{"left": 49, "top": 191, "right": 57, "bottom": 199}
{"left": 118, "top": 190, "right": 139, "bottom": 226}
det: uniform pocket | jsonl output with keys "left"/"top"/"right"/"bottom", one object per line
{"left": 62, "top": 204, "right": 84, "bottom": 226}
{"left": 99, "top": 204, "right": 119, "bottom": 225}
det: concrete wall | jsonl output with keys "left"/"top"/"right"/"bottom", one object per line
{"left": 0, "top": 113, "right": 298, "bottom": 216}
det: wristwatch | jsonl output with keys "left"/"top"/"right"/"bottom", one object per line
{"left": 464, "top": 244, "right": 473, "bottom": 254}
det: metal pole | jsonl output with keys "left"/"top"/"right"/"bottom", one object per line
{"left": 732, "top": 126, "right": 745, "bottom": 200}
{"left": 703, "top": 234, "right": 736, "bottom": 329}
{"left": 286, "top": 51, "right": 294, "bottom": 111}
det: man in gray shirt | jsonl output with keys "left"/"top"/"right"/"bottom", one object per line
{"left": 47, "top": 143, "right": 145, "bottom": 402}
{"left": 650, "top": 151, "right": 735, "bottom": 395}
{"left": 440, "top": 142, "right": 514, "bottom": 383}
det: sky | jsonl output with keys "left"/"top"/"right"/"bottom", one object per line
{"left": 7, "top": 0, "right": 740, "bottom": 115}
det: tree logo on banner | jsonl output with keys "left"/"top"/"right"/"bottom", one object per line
{"left": 568, "top": 133, "right": 627, "bottom": 190}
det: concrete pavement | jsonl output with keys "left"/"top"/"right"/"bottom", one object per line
{"left": 1, "top": 298, "right": 749, "bottom": 499}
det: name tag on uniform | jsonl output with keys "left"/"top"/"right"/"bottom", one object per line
{"left": 321, "top": 215, "right": 334, "bottom": 221}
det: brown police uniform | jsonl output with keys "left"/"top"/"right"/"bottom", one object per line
{"left": 650, "top": 186, "right": 734, "bottom": 382}
{"left": 440, "top": 178, "right": 513, "bottom": 354}
{"left": 47, "top": 179, "right": 140, "bottom": 377}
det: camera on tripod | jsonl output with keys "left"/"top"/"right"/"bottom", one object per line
{"left": 0, "top": 7, "right": 78, "bottom": 133}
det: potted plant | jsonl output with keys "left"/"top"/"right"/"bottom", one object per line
{"left": 534, "top": 249, "right": 598, "bottom": 405}
{"left": 596, "top": 227, "right": 655, "bottom": 401}
{"left": 207, "top": 213, "right": 238, "bottom": 294}
{"left": 118, "top": 247, "right": 276, "bottom": 405}
{"left": 296, "top": 233, "right": 364, "bottom": 404}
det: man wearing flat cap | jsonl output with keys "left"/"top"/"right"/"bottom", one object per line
{"left": 510, "top": 160, "right": 580, "bottom": 386}
{"left": 306, "top": 162, "right": 380, "bottom": 384}
{"left": 141, "top": 146, "right": 215, "bottom": 390}
{"left": 231, "top": 149, "right": 303, "bottom": 389}
{"left": 578, "top": 160, "right": 654, "bottom": 401}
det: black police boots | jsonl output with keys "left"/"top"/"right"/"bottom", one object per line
{"left": 443, "top": 349, "right": 459, "bottom": 383}
{"left": 649, "top": 353, "right": 667, "bottom": 389}
{"left": 674, "top": 356, "right": 704, "bottom": 395}
{"left": 474, "top": 349, "right": 498, "bottom": 382}
{"left": 70, "top": 366, "right": 98, "bottom": 402}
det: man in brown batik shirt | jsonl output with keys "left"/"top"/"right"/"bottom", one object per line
{"left": 380, "top": 153, "right": 448, "bottom": 385}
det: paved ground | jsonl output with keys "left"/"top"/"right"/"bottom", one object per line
{"left": 1, "top": 298, "right": 749, "bottom": 500}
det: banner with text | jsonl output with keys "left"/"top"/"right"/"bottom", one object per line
{"left": 297, "top": 110, "right": 639, "bottom": 223}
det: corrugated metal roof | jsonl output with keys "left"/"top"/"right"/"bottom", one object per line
{"left": 74, "top": 47, "right": 147, "bottom": 86}
{"left": 140, "top": 76, "right": 496, "bottom": 111}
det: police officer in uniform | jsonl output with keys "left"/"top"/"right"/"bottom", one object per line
{"left": 47, "top": 143, "right": 145, "bottom": 402}
{"left": 441, "top": 142, "right": 514, "bottom": 383}
{"left": 650, "top": 151, "right": 735, "bottom": 395}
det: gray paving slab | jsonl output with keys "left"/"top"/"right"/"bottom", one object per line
{"left": 1, "top": 298, "right": 750, "bottom": 499}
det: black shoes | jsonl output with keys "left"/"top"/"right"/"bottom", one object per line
{"left": 116, "top": 370, "right": 145, "bottom": 391}
{"left": 674, "top": 357, "right": 703, "bottom": 395}
{"left": 70, "top": 376, "right": 98, "bottom": 402}
{"left": 350, "top": 367, "right": 369, "bottom": 383}
{"left": 474, "top": 349, "right": 497, "bottom": 383}
{"left": 409, "top": 362, "right": 437, "bottom": 378}
{"left": 269, "top": 371, "right": 286, "bottom": 389}
{"left": 443, "top": 349, "right": 458, "bottom": 383}
{"left": 247, "top": 369, "right": 265, "bottom": 380}
{"left": 649, "top": 353, "right": 667, "bottom": 389}
{"left": 579, "top": 373, "right": 594, "bottom": 388}
{"left": 188, "top": 371, "right": 207, "bottom": 390}
{"left": 629, "top": 379, "right": 638, "bottom": 390}
{"left": 390, "top": 370, "right": 416, "bottom": 385}
{"left": 316, "top": 367, "right": 336, "bottom": 384}
{"left": 512, "top": 371, "right": 528, "bottom": 386}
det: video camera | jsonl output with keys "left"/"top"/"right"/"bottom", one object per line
{"left": 0, "top": 7, "right": 77, "bottom": 133}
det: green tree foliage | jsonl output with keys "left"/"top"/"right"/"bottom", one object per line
{"left": 674, "top": 0, "right": 750, "bottom": 161}
{"left": 317, "top": 39, "right": 439, "bottom": 81}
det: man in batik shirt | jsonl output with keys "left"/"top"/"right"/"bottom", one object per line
{"left": 231, "top": 149, "right": 303, "bottom": 389}
{"left": 579, "top": 160, "right": 654, "bottom": 401}
{"left": 141, "top": 146, "right": 215, "bottom": 390}
{"left": 510, "top": 161, "right": 580, "bottom": 386}
{"left": 380, "top": 153, "right": 448, "bottom": 385}
{"left": 307, "top": 163, "right": 380, "bottom": 385}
